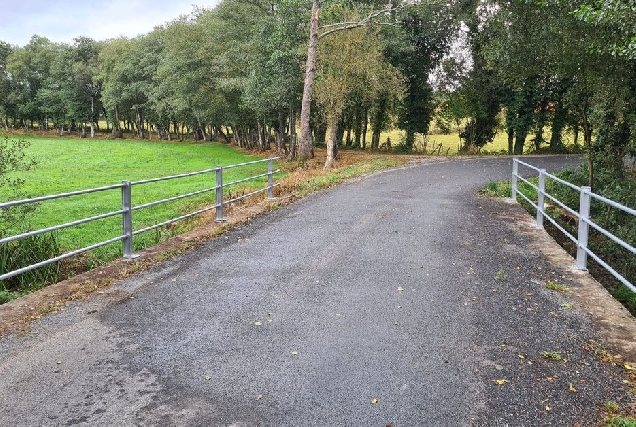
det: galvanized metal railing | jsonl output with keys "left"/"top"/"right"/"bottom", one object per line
{"left": 0, "top": 157, "right": 280, "bottom": 282}
{"left": 512, "top": 158, "right": 636, "bottom": 292}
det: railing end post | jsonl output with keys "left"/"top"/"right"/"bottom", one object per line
{"left": 511, "top": 158, "right": 518, "bottom": 201}
{"left": 536, "top": 169, "right": 546, "bottom": 229}
{"left": 576, "top": 186, "right": 592, "bottom": 270}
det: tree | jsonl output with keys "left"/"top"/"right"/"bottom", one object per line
{"left": 315, "top": 25, "right": 402, "bottom": 167}
{"left": 298, "top": 0, "right": 414, "bottom": 162}
{"left": 391, "top": 3, "right": 456, "bottom": 151}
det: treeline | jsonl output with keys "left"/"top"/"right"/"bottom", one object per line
{"left": 0, "top": 0, "right": 634, "bottom": 173}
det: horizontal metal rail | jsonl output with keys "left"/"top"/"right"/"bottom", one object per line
{"left": 133, "top": 203, "right": 221, "bottom": 236}
{"left": 582, "top": 216, "right": 636, "bottom": 255}
{"left": 583, "top": 245, "right": 636, "bottom": 293}
{"left": 0, "top": 209, "right": 125, "bottom": 245}
{"left": 131, "top": 167, "right": 219, "bottom": 185}
{"left": 222, "top": 158, "right": 277, "bottom": 170}
{"left": 590, "top": 192, "right": 636, "bottom": 216}
{"left": 225, "top": 183, "right": 280, "bottom": 205}
{"left": 0, "top": 235, "right": 125, "bottom": 281}
{"left": 1, "top": 157, "right": 280, "bottom": 284}
{"left": 132, "top": 186, "right": 218, "bottom": 212}
{"left": 543, "top": 191, "right": 580, "bottom": 218}
{"left": 511, "top": 157, "right": 635, "bottom": 292}
{"left": 0, "top": 183, "right": 123, "bottom": 209}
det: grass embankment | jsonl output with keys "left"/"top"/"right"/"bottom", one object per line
{"left": 0, "top": 136, "right": 411, "bottom": 301}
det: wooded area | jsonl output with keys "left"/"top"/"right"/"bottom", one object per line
{"left": 0, "top": 0, "right": 634, "bottom": 175}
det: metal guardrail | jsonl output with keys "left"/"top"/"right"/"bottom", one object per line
{"left": 0, "top": 157, "right": 280, "bottom": 282}
{"left": 512, "top": 158, "right": 636, "bottom": 293}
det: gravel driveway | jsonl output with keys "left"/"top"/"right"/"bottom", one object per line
{"left": 0, "top": 155, "right": 632, "bottom": 426}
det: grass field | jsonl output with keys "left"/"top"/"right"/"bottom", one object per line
{"left": 2, "top": 136, "right": 271, "bottom": 268}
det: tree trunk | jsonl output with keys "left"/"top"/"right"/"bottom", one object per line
{"left": 549, "top": 102, "right": 567, "bottom": 151}
{"left": 362, "top": 108, "right": 368, "bottom": 149}
{"left": 135, "top": 109, "right": 144, "bottom": 139}
{"left": 573, "top": 124, "right": 579, "bottom": 148}
{"left": 507, "top": 127, "right": 514, "bottom": 155}
{"left": 513, "top": 133, "right": 526, "bottom": 155}
{"left": 289, "top": 106, "right": 297, "bottom": 159}
{"left": 299, "top": 0, "right": 320, "bottom": 163}
{"left": 371, "top": 130, "right": 380, "bottom": 151}
{"left": 90, "top": 96, "right": 96, "bottom": 138}
{"left": 404, "top": 130, "right": 415, "bottom": 152}
{"left": 582, "top": 113, "right": 593, "bottom": 188}
{"left": 325, "top": 115, "right": 340, "bottom": 169}
{"left": 276, "top": 111, "right": 286, "bottom": 156}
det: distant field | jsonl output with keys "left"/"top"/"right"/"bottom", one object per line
{"left": 2, "top": 136, "right": 271, "bottom": 264}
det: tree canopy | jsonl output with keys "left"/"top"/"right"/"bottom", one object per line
{"left": 0, "top": 0, "right": 633, "bottom": 174}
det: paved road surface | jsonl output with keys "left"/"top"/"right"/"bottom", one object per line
{"left": 0, "top": 155, "right": 630, "bottom": 426}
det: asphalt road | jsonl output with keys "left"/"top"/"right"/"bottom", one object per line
{"left": 0, "top": 155, "right": 630, "bottom": 426}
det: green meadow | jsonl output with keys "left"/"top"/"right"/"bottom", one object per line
{"left": 2, "top": 136, "right": 272, "bottom": 265}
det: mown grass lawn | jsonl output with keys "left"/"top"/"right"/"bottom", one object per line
{"left": 2, "top": 136, "right": 273, "bottom": 265}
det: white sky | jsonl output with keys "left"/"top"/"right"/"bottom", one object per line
{"left": 0, "top": 0, "right": 219, "bottom": 47}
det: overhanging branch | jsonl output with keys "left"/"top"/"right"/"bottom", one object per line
{"left": 318, "top": 6, "right": 399, "bottom": 39}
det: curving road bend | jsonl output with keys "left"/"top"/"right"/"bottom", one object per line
{"left": 0, "top": 155, "right": 630, "bottom": 426}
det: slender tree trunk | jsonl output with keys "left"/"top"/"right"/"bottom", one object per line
{"left": 507, "top": 127, "right": 514, "bottom": 155}
{"left": 325, "top": 115, "right": 339, "bottom": 169}
{"left": 90, "top": 96, "right": 96, "bottom": 138}
{"left": 573, "top": 124, "right": 579, "bottom": 147}
{"left": 299, "top": 0, "right": 320, "bottom": 163}
{"left": 514, "top": 133, "right": 526, "bottom": 155}
{"left": 583, "top": 117, "right": 594, "bottom": 188}
{"left": 371, "top": 130, "right": 380, "bottom": 151}
{"left": 277, "top": 111, "right": 286, "bottom": 156}
{"left": 362, "top": 108, "right": 368, "bottom": 149}
{"left": 289, "top": 106, "right": 297, "bottom": 159}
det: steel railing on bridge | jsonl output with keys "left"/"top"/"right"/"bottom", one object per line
{"left": 0, "top": 157, "right": 279, "bottom": 282}
{"left": 512, "top": 158, "right": 636, "bottom": 292}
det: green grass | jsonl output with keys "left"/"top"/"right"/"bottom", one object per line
{"left": 2, "top": 136, "right": 272, "bottom": 266}
{"left": 369, "top": 129, "right": 510, "bottom": 155}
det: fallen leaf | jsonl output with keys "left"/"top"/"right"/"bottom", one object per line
{"left": 495, "top": 364, "right": 504, "bottom": 371}
{"left": 494, "top": 379, "right": 509, "bottom": 385}
{"left": 625, "top": 364, "right": 634, "bottom": 371}
{"left": 569, "top": 383, "right": 577, "bottom": 393}
{"left": 371, "top": 398, "right": 379, "bottom": 404}
{"left": 397, "top": 287, "right": 404, "bottom": 292}
{"left": 291, "top": 351, "right": 298, "bottom": 356}
{"left": 518, "top": 354, "right": 525, "bottom": 359}
{"left": 254, "top": 321, "right": 262, "bottom": 326}
{"left": 546, "top": 405, "right": 551, "bottom": 411}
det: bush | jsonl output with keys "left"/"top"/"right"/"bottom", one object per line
{"left": 0, "top": 234, "right": 61, "bottom": 300}
{"left": 0, "top": 134, "right": 61, "bottom": 302}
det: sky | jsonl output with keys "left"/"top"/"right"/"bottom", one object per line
{"left": 0, "top": 0, "right": 219, "bottom": 47}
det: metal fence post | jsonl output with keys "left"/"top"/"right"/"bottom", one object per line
{"left": 536, "top": 169, "right": 546, "bottom": 229}
{"left": 267, "top": 158, "right": 275, "bottom": 200}
{"left": 511, "top": 158, "right": 518, "bottom": 201}
{"left": 215, "top": 167, "right": 226, "bottom": 222}
{"left": 121, "top": 181, "right": 136, "bottom": 259}
{"left": 576, "top": 186, "right": 591, "bottom": 270}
